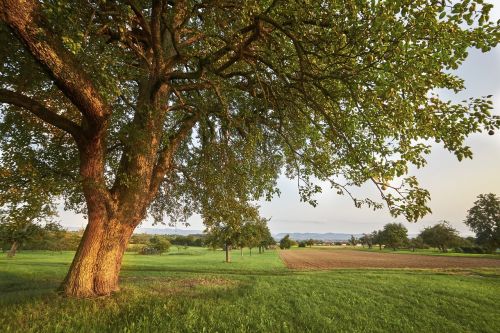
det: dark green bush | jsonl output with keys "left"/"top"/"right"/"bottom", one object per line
{"left": 459, "top": 246, "right": 485, "bottom": 254}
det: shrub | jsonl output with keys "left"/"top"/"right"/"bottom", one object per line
{"left": 279, "top": 235, "right": 292, "bottom": 249}
{"left": 138, "top": 236, "right": 171, "bottom": 255}
{"left": 459, "top": 246, "right": 485, "bottom": 254}
{"left": 139, "top": 246, "right": 162, "bottom": 255}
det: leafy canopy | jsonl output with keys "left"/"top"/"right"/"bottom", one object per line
{"left": 381, "top": 223, "right": 408, "bottom": 249}
{"left": 419, "top": 221, "right": 460, "bottom": 252}
{"left": 464, "top": 193, "right": 500, "bottom": 251}
{"left": 1, "top": 0, "right": 499, "bottom": 228}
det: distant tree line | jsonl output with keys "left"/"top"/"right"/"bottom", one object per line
{"left": 352, "top": 193, "right": 500, "bottom": 254}
{"left": 0, "top": 222, "right": 82, "bottom": 256}
{"left": 356, "top": 221, "right": 492, "bottom": 254}
{"left": 1, "top": 225, "right": 208, "bottom": 257}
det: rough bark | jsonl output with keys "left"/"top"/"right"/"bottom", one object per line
{"left": 62, "top": 214, "right": 135, "bottom": 297}
{"left": 7, "top": 241, "right": 18, "bottom": 258}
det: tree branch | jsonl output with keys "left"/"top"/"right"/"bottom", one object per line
{"left": 0, "top": 89, "right": 85, "bottom": 144}
{"left": 0, "top": 0, "right": 110, "bottom": 128}
{"left": 149, "top": 111, "right": 201, "bottom": 198}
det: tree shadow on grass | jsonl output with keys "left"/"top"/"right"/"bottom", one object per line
{"left": 97, "top": 277, "right": 260, "bottom": 333}
{"left": 0, "top": 270, "right": 62, "bottom": 306}
{"left": 120, "top": 265, "right": 292, "bottom": 277}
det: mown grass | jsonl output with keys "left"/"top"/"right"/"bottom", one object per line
{"left": 1, "top": 248, "right": 499, "bottom": 333}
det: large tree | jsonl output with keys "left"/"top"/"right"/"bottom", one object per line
{"left": 0, "top": 1, "right": 499, "bottom": 297}
{"left": 464, "top": 193, "right": 500, "bottom": 252}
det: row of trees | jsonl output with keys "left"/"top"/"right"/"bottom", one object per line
{"left": 0, "top": 221, "right": 82, "bottom": 256}
{"left": 357, "top": 223, "right": 490, "bottom": 254}
{"left": 355, "top": 193, "right": 500, "bottom": 253}
{"left": 205, "top": 217, "right": 274, "bottom": 262}
{"left": 130, "top": 234, "right": 205, "bottom": 248}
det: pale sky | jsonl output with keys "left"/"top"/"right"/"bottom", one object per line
{"left": 60, "top": 3, "right": 500, "bottom": 236}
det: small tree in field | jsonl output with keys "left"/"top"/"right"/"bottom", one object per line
{"left": 372, "top": 230, "right": 384, "bottom": 250}
{"left": 149, "top": 236, "right": 171, "bottom": 254}
{"left": 348, "top": 235, "right": 358, "bottom": 246}
{"left": 381, "top": 223, "right": 408, "bottom": 251}
{"left": 359, "top": 234, "right": 374, "bottom": 249}
{"left": 408, "top": 236, "right": 426, "bottom": 252}
{"left": 419, "top": 221, "right": 460, "bottom": 252}
{"left": 279, "top": 235, "right": 292, "bottom": 250}
{"left": 464, "top": 193, "right": 500, "bottom": 252}
{"left": 258, "top": 224, "right": 274, "bottom": 253}
{"left": 205, "top": 223, "right": 239, "bottom": 263}
{"left": 306, "top": 239, "right": 315, "bottom": 248}
{"left": 241, "top": 222, "right": 260, "bottom": 256}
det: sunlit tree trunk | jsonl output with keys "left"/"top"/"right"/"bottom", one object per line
{"left": 6, "top": 241, "right": 18, "bottom": 258}
{"left": 61, "top": 215, "right": 135, "bottom": 297}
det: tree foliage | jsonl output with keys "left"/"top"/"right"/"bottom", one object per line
{"left": 381, "top": 223, "right": 408, "bottom": 250}
{"left": 419, "top": 221, "right": 460, "bottom": 252}
{"left": 139, "top": 235, "right": 171, "bottom": 254}
{"left": 0, "top": 0, "right": 498, "bottom": 225}
{"left": 408, "top": 236, "right": 426, "bottom": 252}
{"left": 359, "top": 233, "right": 373, "bottom": 248}
{"left": 464, "top": 193, "right": 500, "bottom": 252}
{"left": 279, "top": 234, "right": 292, "bottom": 250}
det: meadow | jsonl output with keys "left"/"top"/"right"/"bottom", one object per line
{"left": 1, "top": 248, "right": 500, "bottom": 333}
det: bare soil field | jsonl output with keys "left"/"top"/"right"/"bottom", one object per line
{"left": 279, "top": 250, "right": 500, "bottom": 269}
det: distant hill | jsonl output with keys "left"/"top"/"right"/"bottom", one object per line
{"left": 273, "top": 233, "right": 364, "bottom": 242}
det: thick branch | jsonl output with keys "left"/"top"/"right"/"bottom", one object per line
{"left": 149, "top": 111, "right": 201, "bottom": 197}
{"left": 0, "top": 0, "right": 110, "bottom": 127}
{"left": 151, "top": 0, "right": 164, "bottom": 74}
{"left": 0, "top": 89, "right": 85, "bottom": 144}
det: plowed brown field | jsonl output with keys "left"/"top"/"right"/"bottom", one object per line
{"left": 278, "top": 249, "right": 500, "bottom": 269}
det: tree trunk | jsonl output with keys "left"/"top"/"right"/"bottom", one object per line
{"left": 225, "top": 243, "right": 231, "bottom": 263}
{"left": 240, "top": 247, "right": 243, "bottom": 256}
{"left": 7, "top": 241, "right": 18, "bottom": 258}
{"left": 61, "top": 210, "right": 135, "bottom": 297}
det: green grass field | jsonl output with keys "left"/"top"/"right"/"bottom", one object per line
{"left": 1, "top": 248, "right": 499, "bottom": 333}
